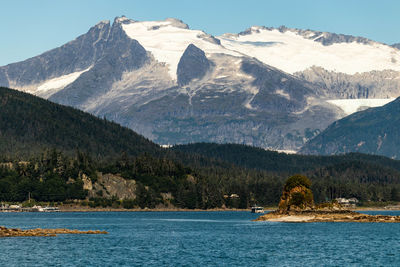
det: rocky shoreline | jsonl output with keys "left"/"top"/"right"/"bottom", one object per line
{"left": 0, "top": 226, "right": 108, "bottom": 237}
{"left": 255, "top": 210, "right": 400, "bottom": 223}
{"left": 255, "top": 175, "right": 400, "bottom": 223}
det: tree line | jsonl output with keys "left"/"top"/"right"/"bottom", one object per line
{"left": 1, "top": 148, "right": 400, "bottom": 209}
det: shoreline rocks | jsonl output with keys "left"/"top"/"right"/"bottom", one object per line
{"left": 255, "top": 175, "right": 400, "bottom": 223}
{"left": 0, "top": 226, "right": 108, "bottom": 237}
{"left": 254, "top": 210, "right": 400, "bottom": 223}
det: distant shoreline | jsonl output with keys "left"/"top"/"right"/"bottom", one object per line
{"left": 58, "top": 206, "right": 400, "bottom": 212}
{"left": 1, "top": 206, "right": 399, "bottom": 213}
{"left": 58, "top": 207, "right": 254, "bottom": 212}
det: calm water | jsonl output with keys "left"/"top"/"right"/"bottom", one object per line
{"left": 1, "top": 211, "right": 400, "bottom": 266}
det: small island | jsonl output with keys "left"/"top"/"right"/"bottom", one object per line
{"left": 255, "top": 175, "right": 400, "bottom": 223}
{"left": 0, "top": 226, "right": 108, "bottom": 237}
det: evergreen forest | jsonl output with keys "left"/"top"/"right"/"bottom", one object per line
{"left": 1, "top": 86, "right": 400, "bottom": 209}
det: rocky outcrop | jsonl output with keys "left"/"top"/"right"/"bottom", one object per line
{"left": 88, "top": 173, "right": 137, "bottom": 199}
{"left": 255, "top": 174, "right": 400, "bottom": 222}
{"left": 0, "top": 226, "right": 107, "bottom": 237}
{"left": 177, "top": 44, "right": 211, "bottom": 86}
{"left": 277, "top": 175, "right": 314, "bottom": 213}
{"left": 82, "top": 174, "right": 93, "bottom": 191}
{"left": 254, "top": 210, "right": 400, "bottom": 223}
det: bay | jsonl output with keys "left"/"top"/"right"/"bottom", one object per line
{"left": 1, "top": 211, "right": 400, "bottom": 266}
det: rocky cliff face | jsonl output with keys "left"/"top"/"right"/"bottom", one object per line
{"left": 85, "top": 173, "right": 137, "bottom": 200}
{"left": 49, "top": 20, "right": 149, "bottom": 108}
{"left": 0, "top": 20, "right": 111, "bottom": 90}
{"left": 177, "top": 44, "right": 211, "bottom": 86}
{"left": 296, "top": 67, "right": 400, "bottom": 99}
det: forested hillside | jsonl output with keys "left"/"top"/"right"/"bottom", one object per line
{"left": 172, "top": 143, "right": 400, "bottom": 173}
{"left": 300, "top": 97, "right": 400, "bottom": 158}
{"left": 0, "top": 86, "right": 160, "bottom": 159}
{"left": 1, "top": 87, "right": 400, "bottom": 208}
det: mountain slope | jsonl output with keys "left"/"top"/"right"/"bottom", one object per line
{"left": 1, "top": 17, "right": 400, "bottom": 151}
{"left": 300, "top": 97, "right": 400, "bottom": 158}
{"left": 0, "top": 86, "right": 160, "bottom": 158}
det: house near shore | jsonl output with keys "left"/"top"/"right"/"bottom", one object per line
{"left": 335, "top": 197, "right": 359, "bottom": 207}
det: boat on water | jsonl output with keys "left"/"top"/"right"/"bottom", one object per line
{"left": 251, "top": 206, "right": 264, "bottom": 213}
{"left": 42, "top": 206, "right": 60, "bottom": 212}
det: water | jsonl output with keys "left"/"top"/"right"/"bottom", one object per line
{"left": 1, "top": 211, "right": 400, "bottom": 266}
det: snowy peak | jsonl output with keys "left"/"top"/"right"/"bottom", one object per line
{"left": 163, "top": 18, "right": 190, "bottom": 29}
{"left": 114, "top": 16, "right": 134, "bottom": 24}
{"left": 115, "top": 16, "right": 189, "bottom": 29}
{"left": 3, "top": 16, "right": 400, "bottom": 152}
{"left": 219, "top": 25, "right": 400, "bottom": 75}
{"left": 121, "top": 17, "right": 238, "bottom": 80}
{"left": 236, "top": 25, "right": 375, "bottom": 46}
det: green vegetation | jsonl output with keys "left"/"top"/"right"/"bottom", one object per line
{"left": 0, "top": 150, "right": 91, "bottom": 202}
{"left": 0, "top": 86, "right": 160, "bottom": 159}
{"left": 279, "top": 175, "right": 314, "bottom": 211}
{"left": 300, "top": 97, "right": 400, "bottom": 158}
{"left": 1, "top": 86, "right": 400, "bottom": 209}
{"left": 283, "top": 174, "right": 311, "bottom": 191}
{"left": 172, "top": 143, "right": 400, "bottom": 173}
{"left": 172, "top": 143, "right": 400, "bottom": 205}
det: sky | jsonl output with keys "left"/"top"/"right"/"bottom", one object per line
{"left": 1, "top": 0, "right": 400, "bottom": 66}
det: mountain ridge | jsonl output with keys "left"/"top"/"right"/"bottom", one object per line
{"left": 235, "top": 25, "right": 376, "bottom": 46}
{"left": 1, "top": 16, "right": 400, "bottom": 151}
{"left": 300, "top": 97, "right": 400, "bottom": 158}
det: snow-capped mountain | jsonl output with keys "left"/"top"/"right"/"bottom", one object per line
{"left": 1, "top": 16, "right": 399, "bottom": 151}
{"left": 220, "top": 25, "right": 400, "bottom": 75}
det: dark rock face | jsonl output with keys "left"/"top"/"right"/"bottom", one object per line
{"left": 392, "top": 43, "right": 400, "bottom": 50}
{"left": 177, "top": 44, "right": 211, "bottom": 86}
{"left": 0, "top": 21, "right": 111, "bottom": 87}
{"left": 49, "top": 18, "right": 148, "bottom": 107}
{"left": 300, "top": 97, "right": 400, "bottom": 158}
{"left": 241, "top": 60, "right": 310, "bottom": 113}
{"left": 116, "top": 57, "right": 337, "bottom": 150}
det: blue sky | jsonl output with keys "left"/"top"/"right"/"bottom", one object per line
{"left": 1, "top": 0, "right": 399, "bottom": 66}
